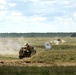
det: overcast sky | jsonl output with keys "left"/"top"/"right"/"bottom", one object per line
{"left": 0, "top": 0, "right": 76, "bottom": 33}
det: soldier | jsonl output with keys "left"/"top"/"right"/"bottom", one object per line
{"left": 24, "top": 43, "right": 31, "bottom": 56}
{"left": 25, "top": 43, "right": 30, "bottom": 50}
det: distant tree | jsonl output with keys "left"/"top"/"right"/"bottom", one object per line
{"left": 71, "top": 33, "right": 76, "bottom": 37}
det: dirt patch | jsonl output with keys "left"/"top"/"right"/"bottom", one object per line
{"left": 0, "top": 60, "right": 76, "bottom": 66}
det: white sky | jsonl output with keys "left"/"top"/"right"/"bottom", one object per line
{"left": 0, "top": 0, "right": 76, "bottom": 33}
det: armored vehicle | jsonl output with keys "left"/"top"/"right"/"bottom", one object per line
{"left": 19, "top": 45, "right": 36, "bottom": 59}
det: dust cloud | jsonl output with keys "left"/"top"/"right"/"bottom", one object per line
{"left": 0, "top": 38, "right": 22, "bottom": 55}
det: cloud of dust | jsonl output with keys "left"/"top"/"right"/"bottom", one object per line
{"left": 0, "top": 38, "right": 21, "bottom": 55}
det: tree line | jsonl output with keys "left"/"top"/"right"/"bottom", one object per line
{"left": 0, "top": 33, "right": 75, "bottom": 37}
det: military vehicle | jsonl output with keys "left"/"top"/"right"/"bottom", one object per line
{"left": 19, "top": 46, "right": 36, "bottom": 59}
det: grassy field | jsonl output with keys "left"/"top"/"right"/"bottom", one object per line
{"left": 0, "top": 37, "right": 76, "bottom": 74}
{"left": 0, "top": 37, "right": 76, "bottom": 61}
{"left": 0, "top": 66, "right": 76, "bottom": 75}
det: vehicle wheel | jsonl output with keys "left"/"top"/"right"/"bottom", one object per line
{"left": 19, "top": 56, "right": 23, "bottom": 59}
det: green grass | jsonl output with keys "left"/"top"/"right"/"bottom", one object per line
{"left": 30, "top": 43, "right": 76, "bottom": 63}
{"left": 0, "top": 66, "right": 76, "bottom": 75}
{"left": 30, "top": 50, "right": 76, "bottom": 63}
{"left": 52, "top": 44, "right": 76, "bottom": 50}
